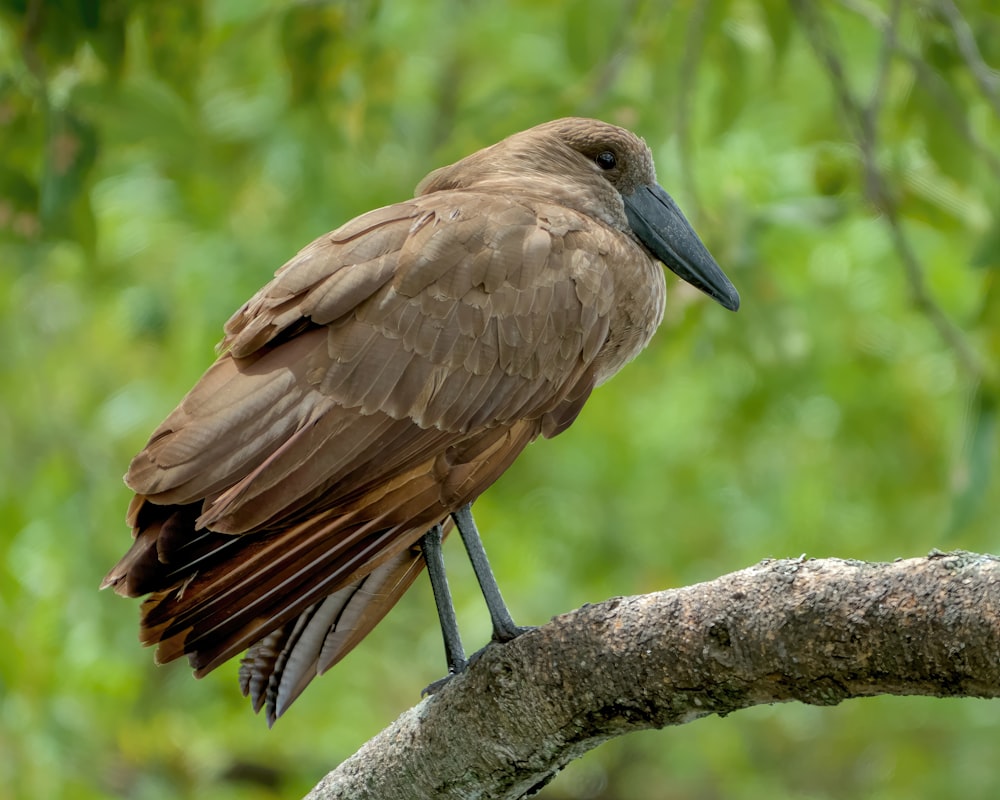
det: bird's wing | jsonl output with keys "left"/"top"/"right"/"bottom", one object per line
{"left": 127, "top": 192, "right": 617, "bottom": 530}
{"left": 108, "top": 190, "right": 623, "bottom": 691}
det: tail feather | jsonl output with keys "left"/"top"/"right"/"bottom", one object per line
{"left": 239, "top": 544, "right": 428, "bottom": 726}
{"left": 139, "top": 467, "right": 448, "bottom": 675}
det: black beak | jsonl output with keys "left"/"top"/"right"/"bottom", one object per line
{"left": 623, "top": 183, "right": 740, "bottom": 311}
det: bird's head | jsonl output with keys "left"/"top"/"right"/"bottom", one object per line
{"left": 417, "top": 117, "right": 740, "bottom": 312}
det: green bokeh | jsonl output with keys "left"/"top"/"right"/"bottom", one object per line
{"left": 1, "top": 1, "right": 998, "bottom": 797}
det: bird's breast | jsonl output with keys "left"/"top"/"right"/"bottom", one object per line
{"left": 592, "top": 244, "right": 666, "bottom": 386}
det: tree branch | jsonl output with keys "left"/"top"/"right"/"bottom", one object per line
{"left": 304, "top": 552, "right": 1000, "bottom": 800}
{"left": 792, "top": 0, "right": 994, "bottom": 387}
{"left": 936, "top": 0, "right": 1000, "bottom": 119}
{"left": 838, "top": 0, "right": 1000, "bottom": 180}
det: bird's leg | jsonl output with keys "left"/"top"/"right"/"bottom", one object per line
{"left": 420, "top": 524, "right": 468, "bottom": 675}
{"left": 452, "top": 504, "right": 530, "bottom": 642}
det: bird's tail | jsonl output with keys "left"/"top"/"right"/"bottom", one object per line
{"left": 238, "top": 544, "right": 430, "bottom": 725}
{"left": 102, "top": 469, "right": 450, "bottom": 717}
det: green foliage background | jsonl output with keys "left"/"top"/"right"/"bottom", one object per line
{"left": 1, "top": 0, "right": 998, "bottom": 797}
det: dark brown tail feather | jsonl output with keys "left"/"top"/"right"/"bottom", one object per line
{"left": 141, "top": 476, "right": 448, "bottom": 675}
{"left": 102, "top": 501, "right": 241, "bottom": 597}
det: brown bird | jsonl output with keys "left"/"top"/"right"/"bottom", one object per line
{"left": 103, "top": 117, "right": 739, "bottom": 725}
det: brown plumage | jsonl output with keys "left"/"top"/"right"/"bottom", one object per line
{"left": 103, "top": 118, "right": 739, "bottom": 725}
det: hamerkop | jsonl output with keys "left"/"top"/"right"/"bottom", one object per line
{"left": 103, "top": 118, "right": 739, "bottom": 724}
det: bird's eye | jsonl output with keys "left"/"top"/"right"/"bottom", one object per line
{"left": 595, "top": 151, "right": 617, "bottom": 170}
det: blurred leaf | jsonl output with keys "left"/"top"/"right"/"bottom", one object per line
{"left": 710, "top": 18, "right": 749, "bottom": 135}
{"left": 975, "top": 254, "right": 1000, "bottom": 385}
{"left": 905, "top": 34, "right": 977, "bottom": 183}
{"left": 140, "top": 0, "right": 204, "bottom": 102}
{"left": 948, "top": 388, "right": 997, "bottom": 535}
{"left": 0, "top": 76, "right": 43, "bottom": 167}
{"left": 923, "top": 20, "right": 962, "bottom": 73}
{"left": 39, "top": 106, "right": 98, "bottom": 244}
{"left": 84, "top": 0, "right": 129, "bottom": 80}
{"left": 280, "top": 2, "right": 351, "bottom": 107}
{"left": 760, "top": 0, "right": 793, "bottom": 67}
{"left": 976, "top": 9, "right": 1000, "bottom": 67}
{"left": 812, "top": 142, "right": 856, "bottom": 197}
{"left": 18, "top": 0, "right": 81, "bottom": 66}
{"left": 971, "top": 217, "right": 1000, "bottom": 269}
{"left": 0, "top": 165, "right": 39, "bottom": 242}
{"left": 72, "top": 78, "right": 197, "bottom": 167}
{"left": 563, "top": 0, "right": 621, "bottom": 74}
{"left": 898, "top": 157, "right": 983, "bottom": 232}
{"left": 1, "top": 0, "right": 128, "bottom": 75}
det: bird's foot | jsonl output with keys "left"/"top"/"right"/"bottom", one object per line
{"left": 492, "top": 623, "right": 536, "bottom": 643}
{"left": 421, "top": 625, "right": 535, "bottom": 696}
{"left": 468, "top": 626, "right": 535, "bottom": 666}
{"left": 421, "top": 674, "right": 454, "bottom": 697}
{"left": 421, "top": 659, "right": 468, "bottom": 697}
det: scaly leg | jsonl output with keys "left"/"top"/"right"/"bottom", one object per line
{"left": 420, "top": 524, "right": 468, "bottom": 674}
{"left": 452, "top": 504, "right": 530, "bottom": 642}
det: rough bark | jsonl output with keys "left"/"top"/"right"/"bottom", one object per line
{"left": 304, "top": 551, "right": 1000, "bottom": 800}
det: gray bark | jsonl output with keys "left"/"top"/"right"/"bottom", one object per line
{"left": 305, "top": 551, "right": 1000, "bottom": 800}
